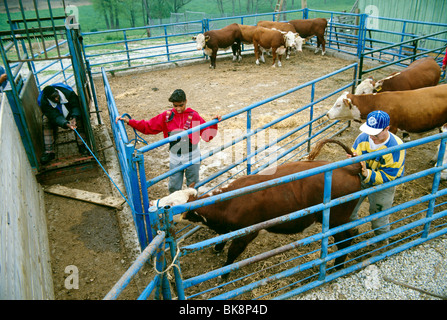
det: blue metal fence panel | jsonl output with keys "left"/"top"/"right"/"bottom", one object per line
{"left": 101, "top": 9, "right": 447, "bottom": 300}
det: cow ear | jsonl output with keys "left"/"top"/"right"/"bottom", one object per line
{"left": 205, "top": 35, "right": 210, "bottom": 42}
{"left": 343, "top": 98, "right": 352, "bottom": 109}
{"left": 188, "top": 182, "right": 196, "bottom": 188}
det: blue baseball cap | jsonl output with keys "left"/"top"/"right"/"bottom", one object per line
{"left": 360, "top": 110, "right": 390, "bottom": 135}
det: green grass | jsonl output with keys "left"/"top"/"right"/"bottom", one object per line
{"left": 0, "top": 0, "right": 356, "bottom": 34}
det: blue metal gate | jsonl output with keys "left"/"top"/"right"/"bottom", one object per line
{"left": 101, "top": 9, "right": 447, "bottom": 300}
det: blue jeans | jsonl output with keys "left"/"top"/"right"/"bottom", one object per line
{"left": 350, "top": 181, "right": 396, "bottom": 235}
{"left": 168, "top": 149, "right": 201, "bottom": 193}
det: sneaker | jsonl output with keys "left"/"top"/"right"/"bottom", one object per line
{"left": 41, "top": 153, "right": 55, "bottom": 164}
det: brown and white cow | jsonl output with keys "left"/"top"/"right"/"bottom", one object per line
{"left": 181, "top": 139, "right": 361, "bottom": 273}
{"left": 288, "top": 18, "right": 328, "bottom": 55}
{"left": 256, "top": 21, "right": 304, "bottom": 59}
{"left": 192, "top": 23, "right": 242, "bottom": 69}
{"left": 355, "top": 57, "right": 441, "bottom": 94}
{"left": 327, "top": 84, "right": 447, "bottom": 140}
{"left": 252, "top": 26, "right": 299, "bottom": 67}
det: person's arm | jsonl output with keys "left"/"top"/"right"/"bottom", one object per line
{"left": 116, "top": 112, "right": 166, "bottom": 135}
{"left": 197, "top": 114, "right": 221, "bottom": 142}
{"left": 352, "top": 144, "right": 405, "bottom": 185}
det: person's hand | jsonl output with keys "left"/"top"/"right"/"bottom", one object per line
{"left": 213, "top": 115, "right": 222, "bottom": 121}
{"left": 360, "top": 160, "right": 368, "bottom": 178}
{"left": 348, "top": 152, "right": 368, "bottom": 177}
{"left": 442, "top": 65, "right": 446, "bottom": 71}
{"left": 67, "top": 118, "right": 77, "bottom": 130}
{"left": 0, "top": 73, "right": 7, "bottom": 84}
{"left": 115, "top": 116, "right": 129, "bottom": 124}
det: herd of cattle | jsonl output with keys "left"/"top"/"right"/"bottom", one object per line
{"left": 158, "top": 25, "right": 446, "bottom": 274}
{"left": 192, "top": 18, "right": 327, "bottom": 68}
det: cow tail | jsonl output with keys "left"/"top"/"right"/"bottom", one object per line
{"left": 308, "top": 139, "right": 355, "bottom": 160}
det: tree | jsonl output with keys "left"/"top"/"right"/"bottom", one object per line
{"left": 216, "top": 0, "right": 225, "bottom": 15}
{"left": 172, "top": 0, "right": 194, "bottom": 13}
{"left": 92, "top": 0, "right": 121, "bottom": 29}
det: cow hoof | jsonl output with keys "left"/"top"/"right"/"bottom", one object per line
{"left": 256, "top": 60, "right": 260, "bottom": 65}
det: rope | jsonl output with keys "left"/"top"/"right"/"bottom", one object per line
{"left": 152, "top": 233, "right": 183, "bottom": 278}
{"left": 73, "top": 128, "right": 133, "bottom": 210}
{"left": 74, "top": 128, "right": 180, "bottom": 278}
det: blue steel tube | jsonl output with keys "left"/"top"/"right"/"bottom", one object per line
{"left": 103, "top": 231, "right": 165, "bottom": 300}
{"left": 318, "top": 171, "right": 332, "bottom": 281}
{"left": 423, "top": 137, "right": 447, "bottom": 238}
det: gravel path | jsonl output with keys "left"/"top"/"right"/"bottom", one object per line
{"left": 298, "top": 235, "right": 447, "bottom": 300}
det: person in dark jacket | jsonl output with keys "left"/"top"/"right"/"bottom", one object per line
{"left": 38, "top": 83, "right": 88, "bottom": 164}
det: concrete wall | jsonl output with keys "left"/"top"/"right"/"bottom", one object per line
{"left": 0, "top": 94, "right": 54, "bottom": 299}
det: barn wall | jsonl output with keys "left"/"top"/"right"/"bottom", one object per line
{"left": 359, "top": 0, "right": 447, "bottom": 48}
{"left": 0, "top": 94, "right": 54, "bottom": 299}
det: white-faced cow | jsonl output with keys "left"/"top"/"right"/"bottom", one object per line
{"left": 288, "top": 18, "right": 328, "bottom": 55}
{"left": 192, "top": 23, "right": 242, "bottom": 69}
{"left": 327, "top": 84, "right": 447, "bottom": 140}
{"left": 256, "top": 21, "right": 304, "bottom": 59}
{"left": 355, "top": 57, "right": 441, "bottom": 94}
{"left": 252, "top": 26, "right": 300, "bottom": 67}
{"left": 180, "top": 139, "right": 361, "bottom": 274}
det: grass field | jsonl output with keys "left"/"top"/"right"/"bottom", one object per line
{"left": 0, "top": 0, "right": 356, "bottom": 33}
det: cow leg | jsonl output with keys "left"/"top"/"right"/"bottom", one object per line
{"left": 271, "top": 48, "right": 277, "bottom": 67}
{"left": 402, "top": 132, "right": 411, "bottom": 142}
{"left": 253, "top": 41, "right": 261, "bottom": 65}
{"left": 210, "top": 51, "right": 217, "bottom": 69}
{"left": 224, "top": 232, "right": 259, "bottom": 267}
{"left": 318, "top": 36, "right": 326, "bottom": 55}
{"left": 332, "top": 229, "right": 354, "bottom": 269}
{"left": 214, "top": 241, "right": 227, "bottom": 253}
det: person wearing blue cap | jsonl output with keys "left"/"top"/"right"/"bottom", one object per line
{"left": 349, "top": 110, "right": 406, "bottom": 241}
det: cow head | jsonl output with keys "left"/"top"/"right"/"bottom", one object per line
{"left": 327, "top": 91, "right": 361, "bottom": 121}
{"left": 192, "top": 33, "right": 210, "bottom": 50}
{"left": 283, "top": 31, "right": 297, "bottom": 49}
{"left": 294, "top": 34, "right": 304, "bottom": 52}
{"left": 354, "top": 77, "right": 375, "bottom": 94}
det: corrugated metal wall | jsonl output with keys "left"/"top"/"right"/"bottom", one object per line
{"left": 359, "top": 0, "right": 447, "bottom": 48}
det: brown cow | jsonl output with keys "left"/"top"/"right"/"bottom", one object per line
{"left": 288, "top": 18, "right": 328, "bottom": 55}
{"left": 355, "top": 57, "right": 441, "bottom": 94}
{"left": 257, "top": 20, "right": 304, "bottom": 59}
{"left": 237, "top": 24, "right": 257, "bottom": 44}
{"left": 252, "top": 26, "right": 299, "bottom": 67}
{"left": 192, "top": 23, "right": 242, "bottom": 69}
{"left": 181, "top": 139, "right": 361, "bottom": 273}
{"left": 327, "top": 84, "right": 447, "bottom": 140}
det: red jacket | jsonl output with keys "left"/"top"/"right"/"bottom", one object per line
{"left": 443, "top": 49, "right": 447, "bottom": 67}
{"left": 128, "top": 107, "right": 218, "bottom": 145}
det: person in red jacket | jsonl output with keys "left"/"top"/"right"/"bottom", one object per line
{"left": 442, "top": 48, "right": 447, "bottom": 71}
{"left": 116, "top": 89, "right": 221, "bottom": 193}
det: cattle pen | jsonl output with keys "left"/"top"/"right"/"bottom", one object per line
{"left": 93, "top": 11, "right": 445, "bottom": 299}
{"left": 93, "top": 9, "right": 447, "bottom": 300}
{"left": 2, "top": 3, "right": 447, "bottom": 301}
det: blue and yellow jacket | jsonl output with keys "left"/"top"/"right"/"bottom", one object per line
{"left": 352, "top": 132, "right": 405, "bottom": 185}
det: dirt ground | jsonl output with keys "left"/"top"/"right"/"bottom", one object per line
{"left": 44, "top": 46, "right": 446, "bottom": 300}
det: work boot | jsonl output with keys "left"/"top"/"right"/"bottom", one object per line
{"left": 41, "top": 152, "right": 55, "bottom": 164}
